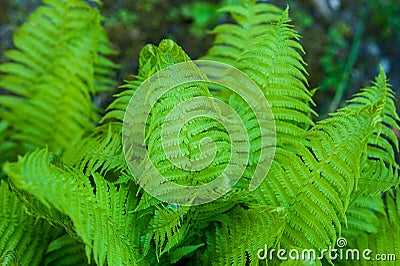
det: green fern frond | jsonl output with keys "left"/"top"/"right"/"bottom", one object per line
{"left": 3, "top": 149, "right": 141, "bottom": 266}
{"left": 203, "top": 3, "right": 316, "bottom": 146}
{"left": 148, "top": 205, "right": 190, "bottom": 258}
{"left": 106, "top": 38, "right": 193, "bottom": 123}
{"left": 341, "top": 195, "right": 383, "bottom": 238}
{"left": 84, "top": 40, "right": 191, "bottom": 186}
{"left": 200, "top": 206, "right": 286, "bottom": 266}
{"left": 1, "top": 0, "right": 399, "bottom": 265}
{"left": 348, "top": 68, "right": 400, "bottom": 197}
{"left": 254, "top": 69, "right": 398, "bottom": 259}
{"left": 121, "top": 39, "right": 234, "bottom": 206}
{"left": 0, "top": 0, "right": 115, "bottom": 154}
{"left": 0, "top": 251, "right": 20, "bottom": 266}
{"left": 0, "top": 180, "right": 63, "bottom": 266}
{"left": 76, "top": 40, "right": 197, "bottom": 187}
{"left": 338, "top": 190, "right": 400, "bottom": 265}
{"left": 203, "top": 3, "right": 282, "bottom": 66}
{"left": 63, "top": 123, "right": 127, "bottom": 180}
{"left": 119, "top": 39, "right": 254, "bottom": 262}
{"left": 42, "top": 234, "right": 88, "bottom": 266}
{"left": 93, "top": 30, "right": 119, "bottom": 93}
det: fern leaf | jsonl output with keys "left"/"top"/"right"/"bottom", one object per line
{"left": 254, "top": 69, "right": 398, "bottom": 259}
{"left": 341, "top": 195, "right": 383, "bottom": 238}
{"left": 148, "top": 205, "right": 190, "bottom": 258}
{"left": 204, "top": 3, "right": 282, "bottom": 66}
{"left": 203, "top": 3, "right": 316, "bottom": 146}
{"left": 338, "top": 190, "right": 400, "bottom": 265}
{"left": 122, "top": 39, "right": 235, "bottom": 206}
{"left": 0, "top": 180, "right": 62, "bottom": 266}
{"left": 42, "top": 234, "right": 88, "bottom": 266}
{"left": 0, "top": 0, "right": 114, "bottom": 154}
{"left": 63, "top": 123, "right": 128, "bottom": 180}
{"left": 200, "top": 206, "right": 286, "bottom": 266}
{"left": 349, "top": 68, "right": 400, "bottom": 197}
{"left": 3, "top": 149, "right": 142, "bottom": 266}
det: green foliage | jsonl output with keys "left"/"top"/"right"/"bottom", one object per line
{"left": 0, "top": 0, "right": 116, "bottom": 155}
{"left": 42, "top": 234, "right": 88, "bottom": 266}
{"left": 202, "top": 3, "right": 316, "bottom": 146}
{"left": 200, "top": 205, "right": 286, "bottom": 265}
{"left": 320, "top": 18, "right": 365, "bottom": 115}
{"left": 0, "top": 0, "right": 399, "bottom": 265}
{"left": 179, "top": 2, "right": 221, "bottom": 38}
{"left": 338, "top": 191, "right": 400, "bottom": 265}
{"left": 366, "top": 0, "right": 400, "bottom": 38}
{"left": 4, "top": 149, "right": 140, "bottom": 265}
{"left": 320, "top": 25, "right": 351, "bottom": 92}
{"left": 0, "top": 180, "right": 63, "bottom": 266}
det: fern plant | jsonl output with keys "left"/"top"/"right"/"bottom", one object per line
{"left": 0, "top": 0, "right": 399, "bottom": 265}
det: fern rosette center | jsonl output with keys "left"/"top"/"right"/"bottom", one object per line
{"left": 122, "top": 60, "right": 276, "bottom": 206}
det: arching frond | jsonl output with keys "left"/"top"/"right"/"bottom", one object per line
{"left": 341, "top": 195, "right": 383, "bottom": 238}
{"left": 121, "top": 39, "right": 233, "bottom": 206}
{"left": 0, "top": 0, "right": 115, "bottom": 154}
{"left": 338, "top": 190, "right": 400, "bottom": 265}
{"left": 348, "top": 68, "right": 400, "bottom": 198}
{"left": 254, "top": 69, "right": 399, "bottom": 260}
{"left": 63, "top": 123, "right": 128, "bottom": 180}
{"left": 3, "top": 149, "right": 142, "bottom": 266}
{"left": 42, "top": 234, "right": 88, "bottom": 266}
{"left": 0, "top": 180, "right": 63, "bottom": 266}
{"left": 202, "top": 2, "right": 316, "bottom": 146}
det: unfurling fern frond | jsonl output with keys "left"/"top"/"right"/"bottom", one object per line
{"left": 203, "top": 3, "right": 316, "bottom": 146}
{"left": 0, "top": 180, "right": 63, "bottom": 266}
{"left": 122, "top": 39, "right": 234, "bottom": 204}
{"left": 0, "top": 0, "right": 116, "bottom": 154}
{"left": 106, "top": 38, "right": 196, "bottom": 124}
{"left": 3, "top": 149, "right": 142, "bottom": 266}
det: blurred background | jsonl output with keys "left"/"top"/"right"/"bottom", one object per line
{"left": 1, "top": 0, "right": 399, "bottom": 117}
